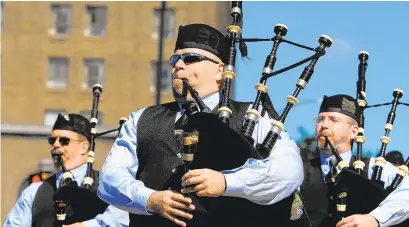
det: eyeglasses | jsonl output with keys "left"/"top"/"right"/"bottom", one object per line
{"left": 48, "top": 136, "right": 82, "bottom": 146}
{"left": 314, "top": 116, "right": 343, "bottom": 125}
{"left": 169, "top": 53, "right": 219, "bottom": 67}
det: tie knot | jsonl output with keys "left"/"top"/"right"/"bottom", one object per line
{"left": 180, "top": 102, "right": 200, "bottom": 116}
{"left": 181, "top": 102, "right": 196, "bottom": 110}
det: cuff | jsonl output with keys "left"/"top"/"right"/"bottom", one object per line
{"left": 222, "top": 173, "right": 245, "bottom": 198}
{"left": 369, "top": 208, "right": 386, "bottom": 226}
{"left": 136, "top": 186, "right": 157, "bottom": 215}
{"left": 82, "top": 219, "right": 99, "bottom": 227}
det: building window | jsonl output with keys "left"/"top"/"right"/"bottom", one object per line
{"left": 83, "top": 58, "right": 104, "bottom": 89}
{"left": 150, "top": 61, "right": 172, "bottom": 92}
{"left": 50, "top": 4, "right": 72, "bottom": 35}
{"left": 152, "top": 7, "right": 175, "bottom": 39}
{"left": 48, "top": 57, "right": 69, "bottom": 88}
{"left": 79, "top": 110, "right": 103, "bottom": 125}
{"left": 1, "top": 2, "right": 4, "bottom": 32}
{"left": 44, "top": 110, "right": 67, "bottom": 126}
{"left": 85, "top": 5, "right": 107, "bottom": 36}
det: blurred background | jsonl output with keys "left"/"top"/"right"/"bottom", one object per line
{"left": 1, "top": 1, "right": 408, "bottom": 222}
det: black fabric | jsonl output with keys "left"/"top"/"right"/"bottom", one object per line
{"left": 131, "top": 100, "right": 311, "bottom": 227}
{"left": 319, "top": 95, "right": 360, "bottom": 122}
{"left": 52, "top": 114, "right": 92, "bottom": 141}
{"left": 31, "top": 170, "right": 104, "bottom": 227}
{"left": 300, "top": 154, "right": 371, "bottom": 227}
{"left": 174, "top": 24, "right": 229, "bottom": 63}
{"left": 32, "top": 175, "right": 59, "bottom": 227}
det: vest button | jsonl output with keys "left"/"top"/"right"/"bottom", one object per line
{"left": 330, "top": 196, "right": 334, "bottom": 200}
{"left": 171, "top": 168, "right": 177, "bottom": 173}
{"left": 329, "top": 214, "right": 332, "bottom": 217}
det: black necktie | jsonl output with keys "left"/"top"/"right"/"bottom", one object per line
{"left": 330, "top": 158, "right": 338, "bottom": 176}
{"left": 175, "top": 102, "right": 196, "bottom": 130}
{"left": 175, "top": 112, "right": 187, "bottom": 130}
{"left": 325, "top": 159, "right": 338, "bottom": 184}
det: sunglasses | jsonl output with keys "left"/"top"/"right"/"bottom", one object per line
{"left": 48, "top": 136, "right": 82, "bottom": 146}
{"left": 169, "top": 53, "right": 219, "bottom": 67}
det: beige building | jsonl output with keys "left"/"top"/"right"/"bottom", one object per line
{"left": 1, "top": 1, "right": 230, "bottom": 222}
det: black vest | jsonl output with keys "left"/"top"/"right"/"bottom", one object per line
{"left": 130, "top": 100, "right": 311, "bottom": 227}
{"left": 31, "top": 170, "right": 103, "bottom": 227}
{"left": 300, "top": 154, "right": 371, "bottom": 227}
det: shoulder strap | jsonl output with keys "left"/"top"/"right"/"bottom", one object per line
{"left": 363, "top": 157, "right": 371, "bottom": 179}
{"left": 92, "top": 170, "right": 100, "bottom": 187}
{"left": 32, "top": 174, "right": 57, "bottom": 227}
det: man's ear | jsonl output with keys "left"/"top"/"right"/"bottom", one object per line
{"left": 350, "top": 124, "right": 359, "bottom": 141}
{"left": 81, "top": 141, "right": 89, "bottom": 155}
{"left": 216, "top": 63, "right": 225, "bottom": 87}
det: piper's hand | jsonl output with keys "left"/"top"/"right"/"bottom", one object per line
{"left": 336, "top": 214, "right": 379, "bottom": 227}
{"left": 146, "top": 190, "right": 194, "bottom": 227}
{"left": 181, "top": 169, "right": 226, "bottom": 197}
{"left": 63, "top": 223, "right": 85, "bottom": 227}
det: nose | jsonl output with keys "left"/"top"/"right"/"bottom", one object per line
{"left": 51, "top": 138, "right": 62, "bottom": 148}
{"left": 173, "top": 57, "right": 186, "bottom": 70}
{"left": 321, "top": 119, "right": 330, "bottom": 129}
{"left": 316, "top": 120, "right": 329, "bottom": 134}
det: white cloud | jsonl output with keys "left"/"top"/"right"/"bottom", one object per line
{"left": 324, "top": 37, "right": 356, "bottom": 59}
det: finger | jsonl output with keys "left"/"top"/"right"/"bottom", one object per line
{"left": 171, "top": 193, "right": 192, "bottom": 204}
{"left": 182, "top": 169, "right": 203, "bottom": 181}
{"left": 336, "top": 217, "right": 353, "bottom": 227}
{"left": 164, "top": 214, "right": 187, "bottom": 227}
{"left": 181, "top": 175, "right": 206, "bottom": 187}
{"left": 182, "top": 183, "right": 206, "bottom": 194}
{"left": 171, "top": 200, "right": 196, "bottom": 211}
{"left": 169, "top": 207, "right": 193, "bottom": 220}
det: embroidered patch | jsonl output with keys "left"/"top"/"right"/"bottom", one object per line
{"left": 290, "top": 191, "right": 304, "bottom": 221}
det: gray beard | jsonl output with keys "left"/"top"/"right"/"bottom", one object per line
{"left": 172, "top": 83, "right": 189, "bottom": 104}
{"left": 319, "top": 146, "right": 334, "bottom": 156}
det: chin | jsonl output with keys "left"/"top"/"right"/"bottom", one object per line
{"left": 172, "top": 86, "right": 183, "bottom": 96}
{"left": 320, "top": 148, "right": 333, "bottom": 155}
{"left": 319, "top": 146, "right": 333, "bottom": 156}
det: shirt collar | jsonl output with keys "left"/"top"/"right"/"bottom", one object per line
{"left": 178, "top": 92, "right": 220, "bottom": 114}
{"left": 320, "top": 150, "right": 352, "bottom": 167}
{"left": 56, "top": 163, "right": 88, "bottom": 187}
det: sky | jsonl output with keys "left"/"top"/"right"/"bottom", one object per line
{"left": 233, "top": 1, "right": 409, "bottom": 159}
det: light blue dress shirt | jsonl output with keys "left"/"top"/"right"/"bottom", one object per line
{"left": 98, "top": 92, "right": 304, "bottom": 215}
{"left": 3, "top": 163, "right": 129, "bottom": 227}
{"left": 320, "top": 151, "right": 409, "bottom": 227}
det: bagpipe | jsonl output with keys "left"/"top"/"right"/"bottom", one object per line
{"left": 321, "top": 51, "right": 409, "bottom": 226}
{"left": 51, "top": 84, "right": 127, "bottom": 225}
{"left": 164, "top": 1, "right": 332, "bottom": 226}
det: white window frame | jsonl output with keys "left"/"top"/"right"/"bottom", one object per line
{"left": 83, "top": 58, "right": 104, "bottom": 89}
{"left": 48, "top": 57, "right": 69, "bottom": 88}
{"left": 49, "top": 3, "right": 72, "bottom": 36}
{"left": 85, "top": 5, "right": 107, "bottom": 37}
{"left": 150, "top": 61, "right": 172, "bottom": 93}
{"left": 44, "top": 109, "right": 67, "bottom": 126}
{"left": 152, "top": 8, "right": 176, "bottom": 39}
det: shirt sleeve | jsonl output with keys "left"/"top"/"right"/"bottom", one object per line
{"left": 369, "top": 176, "right": 409, "bottom": 227}
{"left": 97, "top": 108, "right": 156, "bottom": 215}
{"left": 222, "top": 106, "right": 304, "bottom": 205}
{"left": 3, "top": 182, "right": 42, "bottom": 227}
{"left": 82, "top": 205, "right": 130, "bottom": 227}
{"left": 368, "top": 158, "right": 409, "bottom": 226}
